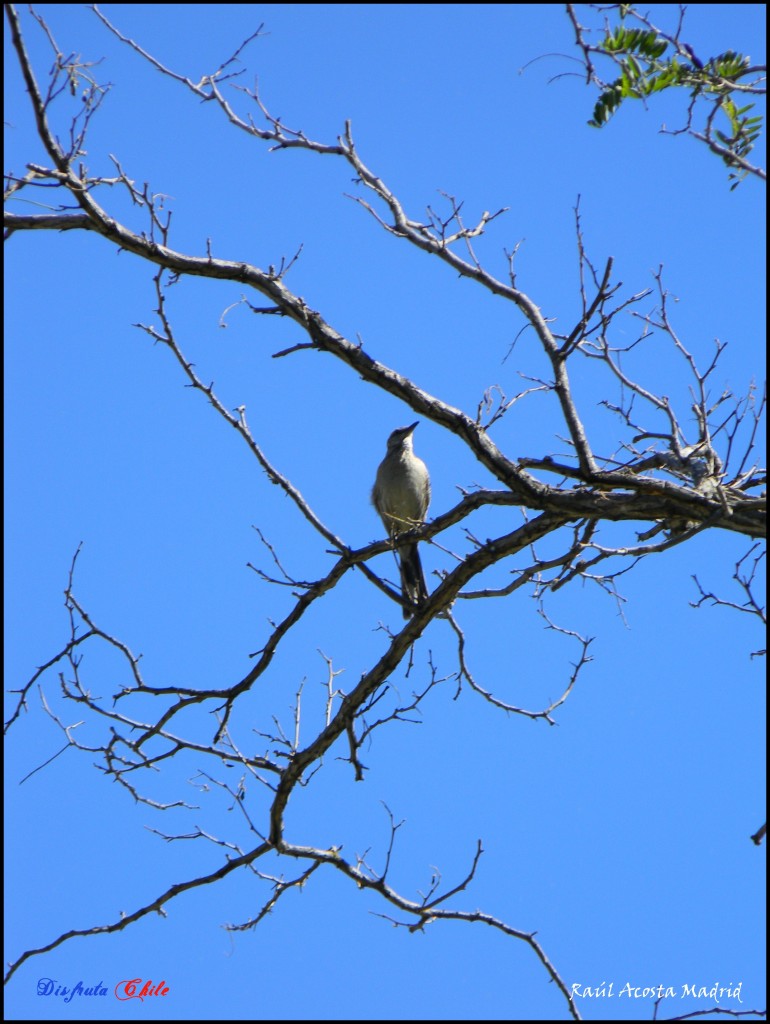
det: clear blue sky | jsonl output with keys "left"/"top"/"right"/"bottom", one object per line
{"left": 4, "top": 4, "right": 766, "bottom": 1021}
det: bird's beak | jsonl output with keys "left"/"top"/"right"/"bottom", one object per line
{"left": 406, "top": 421, "right": 419, "bottom": 433}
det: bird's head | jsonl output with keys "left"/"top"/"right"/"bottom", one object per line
{"left": 386, "top": 421, "right": 419, "bottom": 452}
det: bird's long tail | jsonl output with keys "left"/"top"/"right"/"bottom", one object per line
{"left": 398, "top": 541, "right": 428, "bottom": 618}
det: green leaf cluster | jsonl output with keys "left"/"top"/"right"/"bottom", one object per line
{"left": 601, "top": 25, "right": 668, "bottom": 60}
{"left": 718, "top": 97, "right": 763, "bottom": 189}
{"left": 586, "top": 22, "right": 762, "bottom": 187}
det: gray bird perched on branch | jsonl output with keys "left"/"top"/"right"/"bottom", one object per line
{"left": 372, "top": 421, "right": 431, "bottom": 618}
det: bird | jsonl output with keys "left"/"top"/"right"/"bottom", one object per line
{"left": 372, "top": 421, "right": 431, "bottom": 618}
